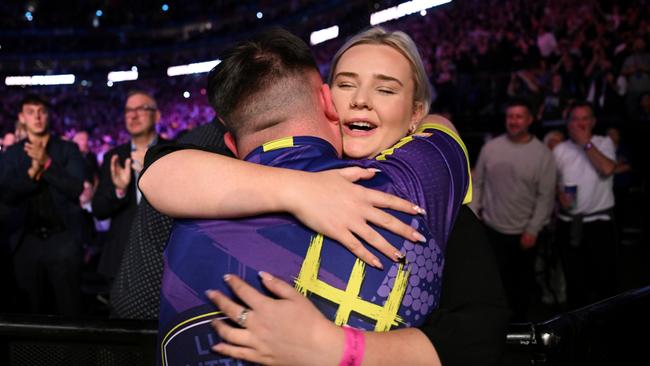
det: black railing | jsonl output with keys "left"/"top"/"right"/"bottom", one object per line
{"left": 1, "top": 285, "right": 648, "bottom": 365}
{"left": 506, "top": 285, "right": 650, "bottom": 365}
{"left": 0, "top": 315, "right": 157, "bottom": 366}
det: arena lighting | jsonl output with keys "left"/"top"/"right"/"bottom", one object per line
{"left": 370, "top": 0, "right": 451, "bottom": 25}
{"left": 96, "top": 10, "right": 103, "bottom": 17}
{"left": 162, "top": 4, "right": 169, "bottom": 12}
{"left": 166, "top": 59, "right": 221, "bottom": 77}
{"left": 5, "top": 74, "right": 75, "bottom": 86}
{"left": 256, "top": 12, "right": 263, "bottom": 19}
{"left": 107, "top": 67, "right": 138, "bottom": 82}
{"left": 310, "top": 25, "right": 339, "bottom": 46}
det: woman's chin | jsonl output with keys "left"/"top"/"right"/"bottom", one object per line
{"left": 342, "top": 145, "right": 379, "bottom": 160}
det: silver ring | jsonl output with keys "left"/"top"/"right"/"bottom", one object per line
{"left": 236, "top": 308, "right": 250, "bottom": 328}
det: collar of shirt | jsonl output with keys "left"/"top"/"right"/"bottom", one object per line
{"left": 130, "top": 135, "right": 159, "bottom": 152}
{"left": 244, "top": 136, "right": 343, "bottom": 170}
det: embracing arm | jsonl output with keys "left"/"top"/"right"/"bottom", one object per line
{"left": 140, "top": 148, "right": 425, "bottom": 265}
{"left": 140, "top": 149, "right": 309, "bottom": 219}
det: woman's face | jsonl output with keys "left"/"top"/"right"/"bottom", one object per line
{"left": 331, "top": 44, "right": 423, "bottom": 159}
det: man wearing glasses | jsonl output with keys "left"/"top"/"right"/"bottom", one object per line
{"left": 92, "top": 90, "right": 170, "bottom": 295}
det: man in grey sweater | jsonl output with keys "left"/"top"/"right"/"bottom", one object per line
{"left": 471, "top": 99, "right": 557, "bottom": 321}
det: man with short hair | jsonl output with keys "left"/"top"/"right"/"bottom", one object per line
{"left": 91, "top": 90, "right": 169, "bottom": 290}
{"left": 144, "top": 29, "right": 472, "bottom": 366}
{"left": 553, "top": 101, "right": 617, "bottom": 308}
{"left": 471, "top": 99, "right": 557, "bottom": 321}
{"left": 1, "top": 94, "right": 86, "bottom": 315}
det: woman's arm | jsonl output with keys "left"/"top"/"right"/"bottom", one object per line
{"left": 207, "top": 273, "right": 441, "bottom": 366}
{"left": 139, "top": 149, "right": 426, "bottom": 265}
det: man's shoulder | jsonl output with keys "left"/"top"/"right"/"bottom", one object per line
{"left": 591, "top": 135, "right": 612, "bottom": 145}
{"left": 49, "top": 135, "right": 82, "bottom": 155}
{"left": 554, "top": 140, "right": 573, "bottom": 153}
{"left": 529, "top": 137, "right": 553, "bottom": 155}
{"left": 156, "top": 136, "right": 174, "bottom": 146}
{"left": 178, "top": 122, "right": 226, "bottom": 147}
{"left": 484, "top": 134, "right": 507, "bottom": 148}
{"left": 4, "top": 140, "right": 26, "bottom": 155}
{"left": 107, "top": 142, "right": 131, "bottom": 156}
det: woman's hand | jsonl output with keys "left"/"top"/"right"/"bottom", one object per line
{"left": 207, "top": 273, "right": 343, "bottom": 366}
{"left": 284, "top": 167, "right": 426, "bottom": 268}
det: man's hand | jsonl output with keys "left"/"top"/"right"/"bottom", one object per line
{"left": 520, "top": 232, "right": 537, "bottom": 249}
{"left": 558, "top": 191, "right": 574, "bottom": 210}
{"left": 27, "top": 158, "right": 43, "bottom": 180}
{"left": 24, "top": 141, "right": 49, "bottom": 167}
{"left": 208, "top": 273, "right": 342, "bottom": 366}
{"left": 79, "top": 181, "right": 94, "bottom": 205}
{"left": 110, "top": 155, "right": 132, "bottom": 191}
{"left": 568, "top": 122, "right": 591, "bottom": 146}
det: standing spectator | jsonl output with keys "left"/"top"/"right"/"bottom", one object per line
{"left": 0, "top": 94, "right": 86, "bottom": 315}
{"left": 72, "top": 130, "right": 100, "bottom": 187}
{"left": 622, "top": 37, "right": 650, "bottom": 118}
{"left": 553, "top": 102, "right": 617, "bottom": 309}
{"left": 72, "top": 130, "right": 100, "bottom": 267}
{"left": 606, "top": 127, "right": 634, "bottom": 234}
{"left": 538, "top": 73, "right": 571, "bottom": 126}
{"left": 0, "top": 134, "right": 14, "bottom": 312}
{"left": 471, "top": 99, "right": 557, "bottom": 321}
{"left": 638, "top": 91, "right": 650, "bottom": 122}
{"left": 91, "top": 90, "right": 169, "bottom": 293}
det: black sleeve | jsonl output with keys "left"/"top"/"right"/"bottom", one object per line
{"left": 417, "top": 205, "right": 510, "bottom": 366}
{"left": 140, "top": 121, "right": 234, "bottom": 182}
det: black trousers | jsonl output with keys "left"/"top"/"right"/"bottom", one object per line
{"left": 13, "top": 231, "right": 82, "bottom": 316}
{"left": 484, "top": 225, "right": 537, "bottom": 322}
{"left": 556, "top": 219, "right": 618, "bottom": 309}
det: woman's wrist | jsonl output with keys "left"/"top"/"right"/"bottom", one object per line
{"left": 339, "top": 326, "right": 365, "bottom": 366}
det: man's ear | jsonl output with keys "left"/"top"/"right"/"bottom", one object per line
{"left": 319, "top": 84, "right": 339, "bottom": 124}
{"left": 224, "top": 132, "right": 239, "bottom": 158}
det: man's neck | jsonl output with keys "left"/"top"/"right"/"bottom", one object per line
{"left": 237, "top": 120, "right": 334, "bottom": 159}
{"left": 507, "top": 132, "right": 532, "bottom": 144}
{"left": 132, "top": 131, "right": 156, "bottom": 150}
{"left": 28, "top": 131, "right": 50, "bottom": 145}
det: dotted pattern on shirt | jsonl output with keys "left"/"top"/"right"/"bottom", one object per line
{"left": 371, "top": 218, "right": 444, "bottom": 324}
{"left": 110, "top": 121, "right": 231, "bottom": 319}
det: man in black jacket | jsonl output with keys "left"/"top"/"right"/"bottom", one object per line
{"left": 91, "top": 90, "right": 169, "bottom": 290}
{"left": 1, "top": 94, "right": 86, "bottom": 315}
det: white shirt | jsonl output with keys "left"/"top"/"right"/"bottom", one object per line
{"left": 553, "top": 135, "right": 615, "bottom": 222}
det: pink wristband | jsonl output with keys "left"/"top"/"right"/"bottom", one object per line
{"left": 339, "top": 326, "right": 365, "bottom": 366}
